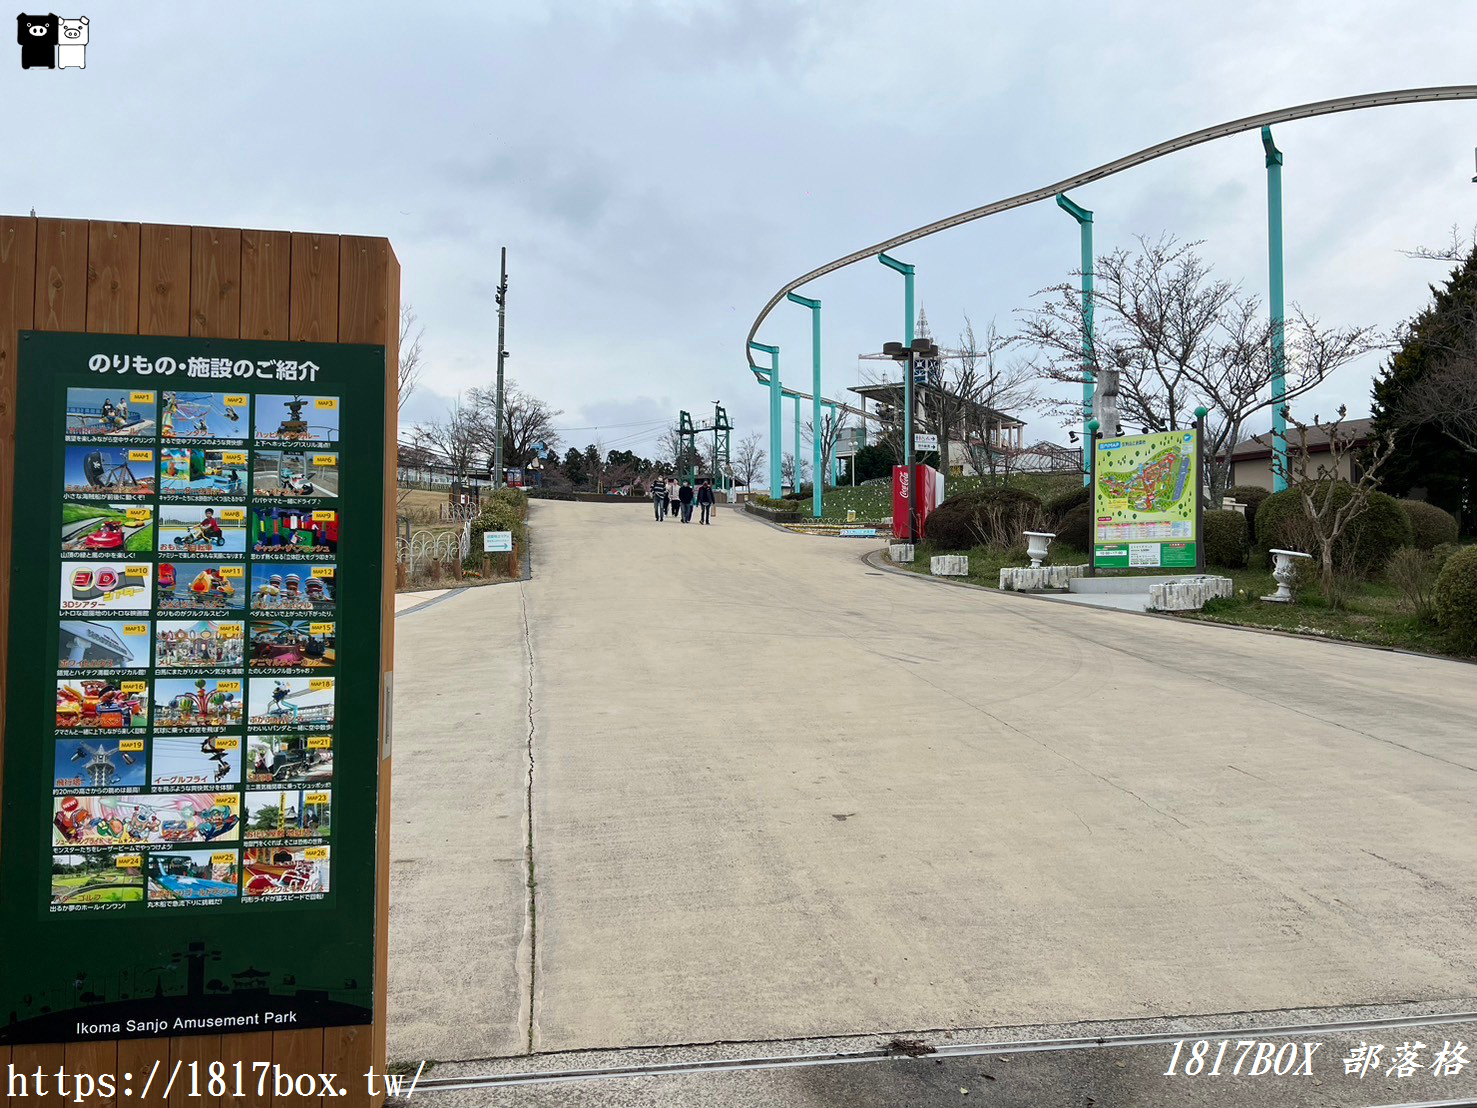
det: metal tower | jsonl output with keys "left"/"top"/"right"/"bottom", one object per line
{"left": 677, "top": 404, "right": 734, "bottom": 489}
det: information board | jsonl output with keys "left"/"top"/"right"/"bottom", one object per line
{"left": 0, "top": 332, "right": 387, "bottom": 1045}
{"left": 1093, "top": 428, "right": 1201, "bottom": 569}
{"left": 483, "top": 530, "right": 513, "bottom": 553}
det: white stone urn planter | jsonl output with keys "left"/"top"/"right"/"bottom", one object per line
{"left": 1023, "top": 530, "right": 1056, "bottom": 569}
{"left": 1262, "top": 548, "right": 1312, "bottom": 603}
{"left": 889, "top": 543, "right": 915, "bottom": 564}
{"left": 930, "top": 555, "right": 968, "bottom": 577}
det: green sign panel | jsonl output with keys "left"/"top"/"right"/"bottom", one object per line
{"left": 0, "top": 332, "right": 386, "bottom": 1045}
{"left": 1093, "top": 428, "right": 1201, "bottom": 569}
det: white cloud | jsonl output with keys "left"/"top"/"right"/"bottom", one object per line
{"left": 4, "top": 0, "right": 1475, "bottom": 455}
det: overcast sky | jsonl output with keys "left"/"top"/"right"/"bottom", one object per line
{"left": 7, "top": 0, "right": 1477, "bottom": 461}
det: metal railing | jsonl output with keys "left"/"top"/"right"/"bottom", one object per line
{"left": 396, "top": 524, "right": 470, "bottom": 577}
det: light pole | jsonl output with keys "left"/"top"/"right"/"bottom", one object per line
{"left": 1263, "top": 126, "right": 1288, "bottom": 492}
{"left": 883, "top": 337, "right": 940, "bottom": 543}
{"left": 785, "top": 292, "right": 825, "bottom": 518}
{"left": 1056, "top": 194, "right": 1094, "bottom": 485}
{"left": 1085, "top": 417, "right": 1101, "bottom": 576}
{"left": 494, "top": 246, "right": 508, "bottom": 489}
{"left": 877, "top": 253, "right": 916, "bottom": 467}
{"left": 749, "top": 340, "right": 783, "bottom": 498}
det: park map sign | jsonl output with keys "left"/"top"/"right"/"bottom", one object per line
{"left": 0, "top": 332, "right": 386, "bottom": 1045}
{"left": 1093, "top": 428, "right": 1201, "bottom": 569}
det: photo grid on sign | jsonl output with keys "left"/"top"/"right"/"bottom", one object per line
{"left": 51, "top": 388, "right": 341, "bottom": 910}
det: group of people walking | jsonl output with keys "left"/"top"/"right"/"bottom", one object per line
{"left": 650, "top": 475, "right": 716, "bottom": 525}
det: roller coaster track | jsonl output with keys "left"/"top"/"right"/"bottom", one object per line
{"left": 744, "top": 86, "right": 1477, "bottom": 385}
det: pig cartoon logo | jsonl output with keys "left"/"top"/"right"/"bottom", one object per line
{"left": 16, "top": 12, "right": 85, "bottom": 69}
{"left": 16, "top": 12, "right": 58, "bottom": 69}
{"left": 57, "top": 14, "right": 85, "bottom": 68}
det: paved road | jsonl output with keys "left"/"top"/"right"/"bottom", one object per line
{"left": 406, "top": 1009, "right": 1477, "bottom": 1108}
{"left": 389, "top": 501, "right": 1477, "bottom": 1074}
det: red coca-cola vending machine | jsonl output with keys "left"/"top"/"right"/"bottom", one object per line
{"left": 892, "top": 464, "right": 943, "bottom": 541}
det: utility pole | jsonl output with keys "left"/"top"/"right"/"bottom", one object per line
{"left": 494, "top": 246, "right": 508, "bottom": 489}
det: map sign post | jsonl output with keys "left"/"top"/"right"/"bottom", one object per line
{"left": 1091, "top": 423, "right": 1202, "bottom": 572}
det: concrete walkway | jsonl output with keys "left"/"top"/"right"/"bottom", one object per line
{"left": 389, "top": 501, "right": 1477, "bottom": 1067}
{"left": 394, "top": 586, "right": 451, "bottom": 613}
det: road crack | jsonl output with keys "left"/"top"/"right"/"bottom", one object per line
{"left": 519, "top": 583, "right": 539, "bottom": 1053}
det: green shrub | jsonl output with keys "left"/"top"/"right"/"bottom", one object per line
{"left": 1433, "top": 545, "right": 1477, "bottom": 652}
{"left": 1255, "top": 483, "right": 1412, "bottom": 577}
{"left": 1046, "top": 482, "right": 1091, "bottom": 519}
{"left": 750, "top": 495, "right": 802, "bottom": 515}
{"left": 1202, "top": 509, "right": 1249, "bottom": 568}
{"left": 468, "top": 501, "right": 528, "bottom": 561}
{"left": 923, "top": 487, "right": 1047, "bottom": 551}
{"left": 1226, "top": 485, "right": 1271, "bottom": 541}
{"left": 1399, "top": 498, "right": 1459, "bottom": 550}
{"left": 1055, "top": 503, "right": 1092, "bottom": 552}
{"left": 489, "top": 486, "right": 529, "bottom": 518}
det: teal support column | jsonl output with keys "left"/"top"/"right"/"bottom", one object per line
{"left": 878, "top": 253, "right": 915, "bottom": 472}
{"left": 750, "top": 341, "right": 782, "bottom": 498}
{"left": 792, "top": 394, "right": 802, "bottom": 491}
{"left": 1263, "top": 126, "right": 1288, "bottom": 492}
{"left": 786, "top": 292, "right": 825, "bottom": 518}
{"left": 1057, "top": 193, "right": 1094, "bottom": 486}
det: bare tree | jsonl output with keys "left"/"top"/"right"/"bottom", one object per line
{"left": 781, "top": 453, "right": 796, "bottom": 489}
{"left": 413, "top": 398, "right": 483, "bottom": 484}
{"left": 1020, "top": 234, "right": 1376, "bottom": 501}
{"left": 1391, "top": 292, "right": 1477, "bottom": 456}
{"left": 658, "top": 424, "right": 701, "bottom": 476}
{"left": 467, "top": 379, "right": 563, "bottom": 469}
{"left": 802, "top": 411, "right": 852, "bottom": 489}
{"left": 398, "top": 305, "right": 425, "bottom": 414}
{"left": 732, "top": 432, "right": 766, "bottom": 489}
{"left": 1263, "top": 406, "right": 1396, "bottom": 603}
{"left": 1403, "top": 354, "right": 1477, "bottom": 454}
{"left": 1399, "top": 223, "right": 1477, "bottom": 262}
{"left": 956, "top": 316, "right": 1036, "bottom": 484}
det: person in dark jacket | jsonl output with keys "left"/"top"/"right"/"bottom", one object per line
{"left": 677, "top": 480, "right": 694, "bottom": 522}
{"left": 696, "top": 480, "right": 715, "bottom": 524}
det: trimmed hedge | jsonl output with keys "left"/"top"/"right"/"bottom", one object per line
{"left": 467, "top": 501, "right": 528, "bottom": 561}
{"left": 1433, "top": 545, "right": 1477, "bottom": 653}
{"left": 489, "top": 486, "right": 529, "bottom": 518}
{"left": 1399, "top": 498, "right": 1460, "bottom": 550}
{"left": 745, "top": 497, "right": 803, "bottom": 522}
{"left": 1203, "top": 509, "right": 1250, "bottom": 569}
{"left": 923, "top": 486, "right": 1046, "bottom": 551}
{"left": 1254, "top": 483, "right": 1412, "bottom": 576}
{"left": 751, "top": 495, "right": 802, "bottom": 513}
{"left": 1046, "top": 482, "right": 1092, "bottom": 518}
{"left": 1226, "top": 485, "right": 1271, "bottom": 542}
{"left": 1055, "top": 503, "right": 1091, "bottom": 552}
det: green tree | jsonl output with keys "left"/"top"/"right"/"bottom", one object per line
{"left": 852, "top": 443, "right": 895, "bottom": 483}
{"left": 1371, "top": 247, "right": 1477, "bottom": 531}
{"left": 561, "top": 447, "right": 586, "bottom": 487}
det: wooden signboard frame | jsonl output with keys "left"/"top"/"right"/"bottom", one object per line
{"left": 0, "top": 217, "right": 398, "bottom": 1108}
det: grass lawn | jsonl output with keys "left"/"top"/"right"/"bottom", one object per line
{"left": 885, "top": 544, "right": 1474, "bottom": 660}
{"left": 62, "top": 503, "right": 123, "bottom": 524}
{"left": 1182, "top": 579, "right": 1467, "bottom": 657}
